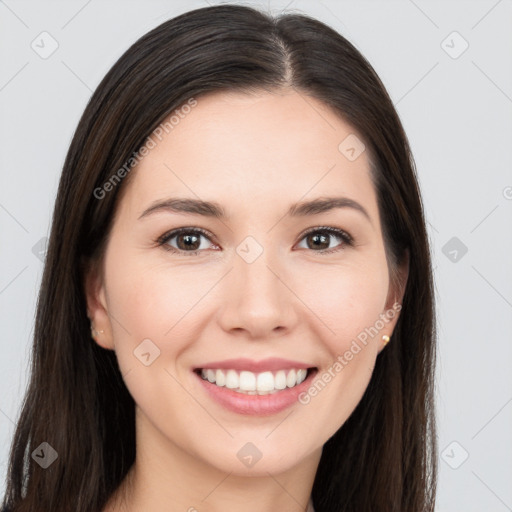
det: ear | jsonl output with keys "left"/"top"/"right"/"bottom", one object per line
{"left": 84, "top": 259, "right": 115, "bottom": 350}
{"left": 380, "top": 248, "right": 409, "bottom": 349}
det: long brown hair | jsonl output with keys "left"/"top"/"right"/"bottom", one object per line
{"left": 1, "top": 4, "right": 437, "bottom": 511}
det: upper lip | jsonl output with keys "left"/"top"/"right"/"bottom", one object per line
{"left": 194, "top": 358, "right": 316, "bottom": 373}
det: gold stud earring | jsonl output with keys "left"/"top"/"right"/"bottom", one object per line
{"left": 382, "top": 334, "right": 390, "bottom": 346}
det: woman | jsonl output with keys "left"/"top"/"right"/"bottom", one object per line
{"left": 1, "top": 4, "right": 437, "bottom": 511}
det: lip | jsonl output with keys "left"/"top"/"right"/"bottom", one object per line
{"left": 194, "top": 357, "right": 315, "bottom": 373}
{"left": 193, "top": 367, "right": 318, "bottom": 416}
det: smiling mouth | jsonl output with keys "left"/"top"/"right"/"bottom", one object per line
{"left": 193, "top": 367, "right": 318, "bottom": 395}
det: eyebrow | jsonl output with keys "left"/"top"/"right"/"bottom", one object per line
{"left": 138, "top": 196, "right": 372, "bottom": 224}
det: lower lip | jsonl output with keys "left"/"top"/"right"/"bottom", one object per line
{"left": 194, "top": 369, "right": 318, "bottom": 416}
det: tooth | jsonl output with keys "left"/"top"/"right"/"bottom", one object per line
{"left": 286, "top": 369, "right": 297, "bottom": 388}
{"left": 274, "top": 370, "right": 287, "bottom": 390}
{"left": 235, "top": 388, "right": 258, "bottom": 395}
{"left": 239, "top": 371, "right": 256, "bottom": 391}
{"left": 225, "top": 369, "right": 239, "bottom": 389}
{"left": 215, "top": 369, "right": 226, "bottom": 387}
{"left": 296, "top": 369, "right": 307, "bottom": 384}
{"left": 200, "top": 367, "right": 310, "bottom": 391}
{"left": 256, "top": 371, "right": 274, "bottom": 392}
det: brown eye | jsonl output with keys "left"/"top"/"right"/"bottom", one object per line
{"left": 175, "top": 232, "right": 201, "bottom": 251}
{"left": 158, "top": 227, "right": 215, "bottom": 255}
{"left": 296, "top": 227, "right": 353, "bottom": 254}
{"left": 306, "top": 232, "right": 330, "bottom": 250}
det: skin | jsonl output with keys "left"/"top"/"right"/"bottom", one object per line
{"left": 85, "top": 88, "right": 408, "bottom": 512}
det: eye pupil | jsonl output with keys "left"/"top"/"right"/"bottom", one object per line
{"left": 178, "top": 233, "right": 200, "bottom": 250}
{"left": 308, "top": 233, "right": 329, "bottom": 250}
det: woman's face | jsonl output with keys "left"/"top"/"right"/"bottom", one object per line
{"left": 86, "top": 89, "right": 407, "bottom": 477}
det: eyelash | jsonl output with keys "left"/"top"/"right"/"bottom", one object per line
{"left": 156, "top": 226, "right": 354, "bottom": 257}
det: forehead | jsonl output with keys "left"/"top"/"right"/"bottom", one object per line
{"left": 122, "top": 89, "right": 378, "bottom": 221}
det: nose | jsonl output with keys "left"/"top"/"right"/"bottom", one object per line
{"left": 216, "top": 242, "right": 299, "bottom": 340}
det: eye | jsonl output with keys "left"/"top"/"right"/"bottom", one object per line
{"left": 295, "top": 226, "right": 353, "bottom": 254}
{"left": 156, "top": 226, "right": 354, "bottom": 257}
{"left": 157, "top": 227, "right": 217, "bottom": 256}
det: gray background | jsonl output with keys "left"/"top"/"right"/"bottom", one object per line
{"left": 1, "top": 0, "right": 511, "bottom": 510}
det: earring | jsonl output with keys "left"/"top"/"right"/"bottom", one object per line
{"left": 90, "top": 323, "right": 104, "bottom": 338}
{"left": 382, "top": 334, "right": 390, "bottom": 346}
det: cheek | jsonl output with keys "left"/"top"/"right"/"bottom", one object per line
{"left": 104, "top": 252, "right": 218, "bottom": 360}
{"left": 103, "top": 257, "right": 208, "bottom": 419}
{"left": 293, "top": 259, "right": 389, "bottom": 350}
{"left": 293, "top": 264, "right": 388, "bottom": 435}
{"left": 105, "top": 239, "right": 389, "bottom": 365}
